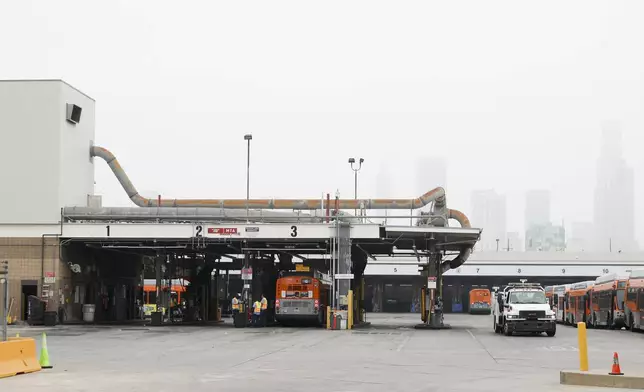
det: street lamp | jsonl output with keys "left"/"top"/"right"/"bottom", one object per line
{"left": 244, "top": 134, "right": 252, "bottom": 221}
{"left": 348, "top": 157, "right": 364, "bottom": 218}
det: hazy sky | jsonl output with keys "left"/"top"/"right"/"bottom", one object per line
{"left": 3, "top": 1, "right": 644, "bottom": 242}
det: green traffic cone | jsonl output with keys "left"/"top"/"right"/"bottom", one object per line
{"left": 39, "top": 332, "right": 53, "bottom": 369}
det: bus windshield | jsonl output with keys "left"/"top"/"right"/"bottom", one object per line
{"left": 617, "top": 289, "right": 625, "bottom": 309}
{"left": 509, "top": 291, "right": 547, "bottom": 304}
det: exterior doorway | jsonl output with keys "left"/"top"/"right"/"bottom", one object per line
{"left": 21, "top": 280, "right": 38, "bottom": 321}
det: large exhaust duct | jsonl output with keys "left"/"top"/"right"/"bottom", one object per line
{"left": 91, "top": 146, "right": 475, "bottom": 269}
{"left": 91, "top": 146, "right": 448, "bottom": 210}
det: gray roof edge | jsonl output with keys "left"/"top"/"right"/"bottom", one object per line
{"left": 0, "top": 79, "right": 95, "bottom": 101}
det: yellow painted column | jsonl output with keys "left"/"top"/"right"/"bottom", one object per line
{"left": 326, "top": 307, "right": 331, "bottom": 330}
{"left": 347, "top": 290, "right": 353, "bottom": 329}
{"left": 577, "top": 322, "right": 589, "bottom": 371}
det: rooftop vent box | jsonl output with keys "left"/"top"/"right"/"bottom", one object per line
{"left": 87, "top": 194, "right": 102, "bottom": 208}
{"left": 66, "top": 103, "right": 82, "bottom": 124}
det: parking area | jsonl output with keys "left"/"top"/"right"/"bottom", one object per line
{"left": 4, "top": 314, "right": 644, "bottom": 391}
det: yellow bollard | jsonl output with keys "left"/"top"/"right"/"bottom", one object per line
{"left": 326, "top": 307, "right": 331, "bottom": 330}
{"left": 577, "top": 322, "right": 589, "bottom": 371}
{"left": 347, "top": 290, "right": 353, "bottom": 330}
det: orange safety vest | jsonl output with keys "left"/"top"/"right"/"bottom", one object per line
{"left": 232, "top": 297, "right": 239, "bottom": 310}
{"left": 261, "top": 297, "right": 267, "bottom": 310}
{"left": 253, "top": 301, "right": 262, "bottom": 315}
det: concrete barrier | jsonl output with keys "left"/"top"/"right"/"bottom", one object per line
{"left": 561, "top": 370, "right": 644, "bottom": 389}
{"left": 0, "top": 338, "right": 42, "bottom": 379}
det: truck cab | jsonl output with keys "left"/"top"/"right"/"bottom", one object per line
{"left": 492, "top": 281, "right": 556, "bottom": 337}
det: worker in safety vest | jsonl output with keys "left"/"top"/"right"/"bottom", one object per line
{"left": 260, "top": 294, "right": 268, "bottom": 326}
{"left": 252, "top": 299, "right": 262, "bottom": 327}
{"left": 231, "top": 293, "right": 241, "bottom": 315}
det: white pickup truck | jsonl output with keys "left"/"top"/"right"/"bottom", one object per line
{"left": 492, "top": 281, "right": 557, "bottom": 337}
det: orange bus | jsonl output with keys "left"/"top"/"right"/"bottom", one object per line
{"left": 552, "top": 284, "right": 570, "bottom": 324}
{"left": 141, "top": 279, "right": 188, "bottom": 317}
{"left": 468, "top": 288, "right": 491, "bottom": 314}
{"left": 564, "top": 281, "right": 594, "bottom": 326}
{"left": 625, "top": 270, "right": 644, "bottom": 331}
{"left": 590, "top": 273, "right": 627, "bottom": 329}
{"left": 275, "top": 274, "right": 329, "bottom": 326}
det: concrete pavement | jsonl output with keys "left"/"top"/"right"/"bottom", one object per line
{"left": 3, "top": 313, "right": 643, "bottom": 391}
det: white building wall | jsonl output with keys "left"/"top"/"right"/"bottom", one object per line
{"left": 59, "top": 82, "right": 96, "bottom": 210}
{"left": 0, "top": 80, "right": 95, "bottom": 224}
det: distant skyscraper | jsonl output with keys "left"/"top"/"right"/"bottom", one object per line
{"left": 525, "top": 190, "right": 551, "bottom": 229}
{"left": 470, "top": 189, "right": 507, "bottom": 251}
{"left": 506, "top": 231, "right": 523, "bottom": 252}
{"left": 416, "top": 156, "right": 447, "bottom": 194}
{"left": 525, "top": 223, "right": 566, "bottom": 251}
{"left": 593, "top": 123, "right": 637, "bottom": 252}
{"left": 567, "top": 221, "right": 594, "bottom": 252}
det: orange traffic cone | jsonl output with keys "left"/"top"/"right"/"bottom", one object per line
{"left": 609, "top": 352, "right": 623, "bottom": 376}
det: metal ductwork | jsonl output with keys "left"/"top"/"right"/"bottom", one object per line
{"left": 91, "top": 145, "right": 475, "bottom": 269}
{"left": 91, "top": 146, "right": 448, "bottom": 210}
{"left": 63, "top": 206, "right": 324, "bottom": 223}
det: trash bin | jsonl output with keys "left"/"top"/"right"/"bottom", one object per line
{"left": 233, "top": 311, "right": 247, "bottom": 328}
{"left": 44, "top": 311, "right": 57, "bottom": 326}
{"left": 82, "top": 304, "right": 96, "bottom": 322}
{"left": 27, "top": 295, "right": 45, "bottom": 326}
{"left": 150, "top": 311, "right": 163, "bottom": 326}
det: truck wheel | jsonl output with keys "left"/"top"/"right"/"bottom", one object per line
{"left": 546, "top": 324, "right": 556, "bottom": 337}
{"left": 503, "top": 321, "right": 512, "bottom": 336}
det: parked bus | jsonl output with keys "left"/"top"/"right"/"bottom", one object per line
{"left": 565, "top": 281, "right": 594, "bottom": 326}
{"left": 275, "top": 274, "right": 329, "bottom": 326}
{"left": 625, "top": 270, "right": 644, "bottom": 331}
{"left": 468, "top": 288, "right": 491, "bottom": 314}
{"left": 141, "top": 279, "right": 188, "bottom": 318}
{"left": 544, "top": 286, "right": 554, "bottom": 306}
{"left": 590, "top": 273, "right": 627, "bottom": 329}
{"left": 552, "top": 284, "right": 570, "bottom": 324}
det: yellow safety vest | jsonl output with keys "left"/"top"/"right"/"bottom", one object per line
{"left": 253, "top": 301, "right": 262, "bottom": 314}
{"left": 261, "top": 297, "right": 268, "bottom": 310}
{"left": 232, "top": 297, "right": 239, "bottom": 310}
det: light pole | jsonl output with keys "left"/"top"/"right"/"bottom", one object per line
{"left": 244, "top": 134, "right": 252, "bottom": 221}
{"left": 348, "top": 157, "right": 364, "bottom": 218}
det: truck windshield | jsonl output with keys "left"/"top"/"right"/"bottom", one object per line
{"left": 509, "top": 291, "right": 546, "bottom": 304}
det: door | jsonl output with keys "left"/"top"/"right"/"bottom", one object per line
{"left": 21, "top": 281, "right": 38, "bottom": 321}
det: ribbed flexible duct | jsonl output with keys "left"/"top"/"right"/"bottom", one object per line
{"left": 91, "top": 146, "right": 447, "bottom": 210}
{"left": 91, "top": 146, "right": 475, "bottom": 269}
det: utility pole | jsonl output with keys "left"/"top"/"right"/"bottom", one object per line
{"left": 1, "top": 260, "right": 8, "bottom": 342}
{"left": 244, "top": 134, "right": 253, "bottom": 222}
{"left": 348, "top": 157, "right": 364, "bottom": 219}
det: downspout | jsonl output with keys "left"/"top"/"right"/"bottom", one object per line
{"left": 41, "top": 208, "right": 64, "bottom": 301}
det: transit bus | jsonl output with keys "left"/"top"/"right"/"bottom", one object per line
{"left": 564, "top": 281, "right": 594, "bottom": 326}
{"left": 625, "top": 270, "right": 644, "bottom": 331}
{"left": 590, "top": 273, "right": 628, "bottom": 329}
{"left": 552, "top": 284, "right": 570, "bottom": 323}
{"left": 141, "top": 279, "right": 188, "bottom": 318}
{"left": 275, "top": 274, "right": 329, "bottom": 326}
{"left": 468, "top": 288, "right": 491, "bottom": 314}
